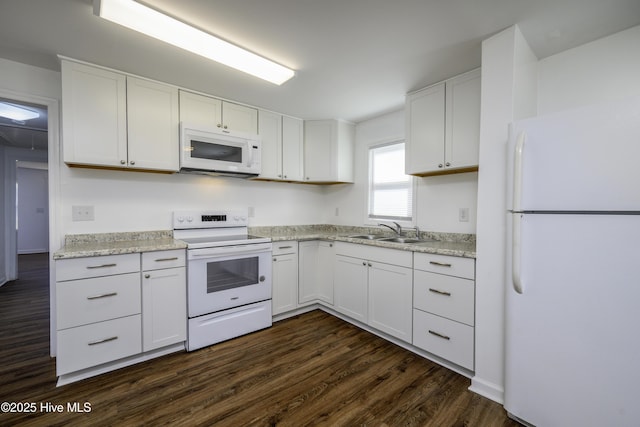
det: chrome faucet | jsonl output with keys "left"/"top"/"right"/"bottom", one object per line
{"left": 379, "top": 222, "right": 402, "bottom": 236}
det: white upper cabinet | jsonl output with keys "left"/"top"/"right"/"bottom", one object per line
{"left": 303, "top": 119, "right": 354, "bottom": 183}
{"left": 257, "top": 110, "right": 304, "bottom": 181}
{"left": 405, "top": 69, "right": 480, "bottom": 176}
{"left": 127, "top": 77, "right": 179, "bottom": 171}
{"left": 62, "top": 61, "right": 127, "bottom": 168}
{"left": 179, "top": 90, "right": 258, "bottom": 134}
{"left": 62, "top": 60, "right": 179, "bottom": 172}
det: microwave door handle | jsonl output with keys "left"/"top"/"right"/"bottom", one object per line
{"left": 247, "top": 143, "right": 255, "bottom": 167}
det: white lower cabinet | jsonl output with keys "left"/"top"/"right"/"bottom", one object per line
{"left": 412, "top": 252, "right": 475, "bottom": 370}
{"left": 272, "top": 241, "right": 299, "bottom": 315}
{"left": 55, "top": 249, "right": 187, "bottom": 379}
{"left": 334, "top": 242, "right": 413, "bottom": 342}
{"left": 141, "top": 250, "right": 186, "bottom": 352}
{"left": 298, "top": 241, "right": 334, "bottom": 305}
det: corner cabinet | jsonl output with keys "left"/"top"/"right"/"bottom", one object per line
{"left": 61, "top": 60, "right": 179, "bottom": 172}
{"left": 303, "top": 120, "right": 354, "bottom": 183}
{"left": 405, "top": 69, "right": 480, "bottom": 176}
{"left": 179, "top": 90, "right": 258, "bottom": 134}
{"left": 298, "top": 241, "right": 334, "bottom": 305}
{"left": 257, "top": 110, "right": 304, "bottom": 181}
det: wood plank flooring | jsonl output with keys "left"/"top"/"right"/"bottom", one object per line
{"left": 0, "top": 254, "right": 518, "bottom": 426}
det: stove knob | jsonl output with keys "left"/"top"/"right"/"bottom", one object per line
{"left": 186, "top": 216, "right": 193, "bottom": 222}
{"left": 177, "top": 216, "right": 184, "bottom": 223}
{"left": 241, "top": 216, "right": 247, "bottom": 221}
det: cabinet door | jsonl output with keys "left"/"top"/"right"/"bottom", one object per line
{"left": 405, "top": 83, "right": 445, "bottom": 175}
{"left": 316, "top": 241, "right": 335, "bottom": 305}
{"left": 222, "top": 101, "right": 258, "bottom": 133}
{"left": 445, "top": 69, "right": 480, "bottom": 170}
{"left": 142, "top": 266, "right": 187, "bottom": 351}
{"left": 298, "top": 241, "right": 319, "bottom": 304}
{"left": 258, "top": 110, "right": 283, "bottom": 180}
{"left": 304, "top": 120, "right": 333, "bottom": 182}
{"left": 272, "top": 253, "right": 298, "bottom": 315}
{"left": 334, "top": 255, "right": 368, "bottom": 322}
{"left": 62, "top": 60, "right": 127, "bottom": 167}
{"left": 368, "top": 262, "right": 412, "bottom": 342}
{"left": 179, "top": 90, "right": 222, "bottom": 128}
{"left": 282, "top": 116, "right": 304, "bottom": 181}
{"left": 127, "top": 77, "right": 180, "bottom": 171}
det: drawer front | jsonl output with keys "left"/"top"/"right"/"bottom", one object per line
{"left": 414, "top": 270, "right": 475, "bottom": 326}
{"left": 272, "top": 241, "right": 298, "bottom": 256}
{"left": 56, "top": 314, "right": 142, "bottom": 375}
{"left": 56, "top": 253, "right": 140, "bottom": 281}
{"left": 414, "top": 253, "right": 474, "bottom": 279}
{"left": 57, "top": 272, "right": 141, "bottom": 330}
{"left": 142, "top": 249, "right": 186, "bottom": 270}
{"left": 413, "top": 309, "right": 474, "bottom": 370}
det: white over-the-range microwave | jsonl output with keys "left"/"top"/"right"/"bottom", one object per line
{"left": 179, "top": 123, "right": 262, "bottom": 178}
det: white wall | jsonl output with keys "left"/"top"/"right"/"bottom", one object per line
{"left": 538, "top": 25, "right": 640, "bottom": 114}
{"left": 326, "top": 109, "right": 478, "bottom": 234}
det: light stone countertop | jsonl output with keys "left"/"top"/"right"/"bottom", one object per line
{"left": 250, "top": 225, "right": 476, "bottom": 259}
{"left": 53, "top": 225, "right": 476, "bottom": 260}
{"left": 53, "top": 230, "right": 187, "bottom": 260}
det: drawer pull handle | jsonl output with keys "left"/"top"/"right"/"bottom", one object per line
{"left": 86, "top": 263, "right": 117, "bottom": 269}
{"left": 429, "top": 261, "right": 452, "bottom": 267}
{"left": 155, "top": 257, "right": 179, "bottom": 262}
{"left": 278, "top": 246, "right": 293, "bottom": 250}
{"left": 87, "top": 292, "right": 118, "bottom": 300}
{"left": 428, "top": 330, "right": 451, "bottom": 340}
{"left": 429, "top": 288, "right": 451, "bottom": 296}
{"left": 88, "top": 336, "right": 118, "bottom": 346}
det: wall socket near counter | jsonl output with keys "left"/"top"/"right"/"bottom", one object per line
{"left": 248, "top": 207, "right": 255, "bottom": 218}
{"left": 459, "top": 207, "right": 469, "bottom": 222}
{"left": 72, "top": 205, "right": 94, "bottom": 221}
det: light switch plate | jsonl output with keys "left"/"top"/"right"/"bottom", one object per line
{"left": 459, "top": 207, "right": 469, "bottom": 222}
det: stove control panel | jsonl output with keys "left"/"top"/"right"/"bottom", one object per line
{"left": 173, "top": 209, "right": 248, "bottom": 229}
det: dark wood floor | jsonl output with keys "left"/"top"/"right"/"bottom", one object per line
{"left": 0, "top": 253, "right": 517, "bottom": 426}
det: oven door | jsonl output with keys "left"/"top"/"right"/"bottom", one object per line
{"left": 187, "top": 243, "right": 272, "bottom": 318}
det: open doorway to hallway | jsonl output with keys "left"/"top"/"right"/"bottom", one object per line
{"left": 0, "top": 97, "right": 48, "bottom": 284}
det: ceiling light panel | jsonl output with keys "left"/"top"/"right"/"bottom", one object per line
{"left": 0, "top": 102, "right": 40, "bottom": 121}
{"left": 93, "top": 0, "right": 295, "bottom": 85}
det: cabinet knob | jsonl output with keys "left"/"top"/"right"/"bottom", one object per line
{"left": 278, "top": 174, "right": 282, "bottom": 178}
{"left": 306, "top": 177, "right": 310, "bottom": 180}
{"left": 144, "top": 274, "right": 150, "bottom": 279}
{"left": 438, "top": 164, "right": 443, "bottom": 168}
{"left": 368, "top": 262, "right": 372, "bottom": 267}
{"left": 217, "top": 124, "right": 222, "bottom": 128}
{"left": 445, "top": 162, "right": 451, "bottom": 167}
{"left": 273, "top": 258, "right": 277, "bottom": 262}
{"left": 283, "top": 175, "right": 287, "bottom": 179}
{"left": 120, "top": 160, "right": 126, "bottom": 165}
{"left": 223, "top": 125, "right": 228, "bottom": 129}
{"left": 362, "top": 262, "right": 366, "bottom": 266}
{"left": 130, "top": 160, "right": 135, "bottom": 165}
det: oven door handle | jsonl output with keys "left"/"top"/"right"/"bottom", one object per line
{"left": 189, "top": 243, "right": 272, "bottom": 259}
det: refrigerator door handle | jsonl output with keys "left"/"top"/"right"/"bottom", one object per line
{"left": 512, "top": 213, "right": 524, "bottom": 294}
{"left": 513, "top": 132, "right": 526, "bottom": 212}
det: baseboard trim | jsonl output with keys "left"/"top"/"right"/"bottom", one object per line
{"left": 469, "top": 376, "right": 504, "bottom": 404}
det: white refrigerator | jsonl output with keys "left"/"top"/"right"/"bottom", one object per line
{"left": 504, "top": 95, "right": 640, "bottom": 426}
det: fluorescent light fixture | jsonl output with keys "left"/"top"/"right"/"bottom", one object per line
{"left": 93, "top": 0, "right": 295, "bottom": 85}
{"left": 0, "top": 102, "right": 40, "bottom": 121}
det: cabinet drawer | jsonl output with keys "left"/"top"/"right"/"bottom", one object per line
{"left": 56, "top": 314, "right": 142, "bottom": 375}
{"left": 414, "top": 253, "right": 474, "bottom": 279}
{"left": 272, "top": 241, "right": 298, "bottom": 256}
{"left": 57, "top": 272, "right": 141, "bottom": 329}
{"left": 413, "top": 309, "right": 474, "bottom": 370}
{"left": 414, "top": 270, "right": 474, "bottom": 326}
{"left": 142, "top": 249, "right": 185, "bottom": 270}
{"left": 56, "top": 253, "right": 140, "bottom": 281}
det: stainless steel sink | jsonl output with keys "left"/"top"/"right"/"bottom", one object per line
{"left": 347, "top": 234, "right": 384, "bottom": 240}
{"left": 377, "top": 237, "right": 438, "bottom": 244}
{"left": 377, "top": 237, "right": 422, "bottom": 244}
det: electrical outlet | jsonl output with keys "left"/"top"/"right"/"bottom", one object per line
{"left": 72, "top": 205, "right": 94, "bottom": 221}
{"left": 248, "top": 207, "right": 255, "bottom": 218}
{"left": 459, "top": 207, "right": 469, "bottom": 222}
{"left": 335, "top": 207, "right": 340, "bottom": 216}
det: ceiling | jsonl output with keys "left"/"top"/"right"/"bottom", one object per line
{"left": 0, "top": 0, "right": 639, "bottom": 130}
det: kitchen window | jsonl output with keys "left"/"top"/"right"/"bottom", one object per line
{"left": 367, "top": 141, "right": 415, "bottom": 224}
